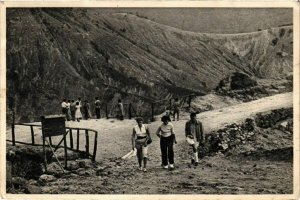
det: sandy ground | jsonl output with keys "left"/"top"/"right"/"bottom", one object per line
{"left": 6, "top": 92, "right": 293, "bottom": 194}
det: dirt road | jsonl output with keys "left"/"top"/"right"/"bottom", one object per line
{"left": 6, "top": 92, "right": 293, "bottom": 194}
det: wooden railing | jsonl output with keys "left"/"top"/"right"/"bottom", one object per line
{"left": 103, "top": 93, "right": 196, "bottom": 121}
{"left": 8, "top": 122, "right": 98, "bottom": 162}
{"left": 104, "top": 102, "right": 133, "bottom": 119}
{"left": 150, "top": 93, "right": 195, "bottom": 121}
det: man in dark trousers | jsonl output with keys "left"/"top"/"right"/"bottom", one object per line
{"left": 185, "top": 112, "right": 204, "bottom": 166}
{"left": 94, "top": 97, "right": 101, "bottom": 119}
{"left": 61, "top": 99, "right": 68, "bottom": 120}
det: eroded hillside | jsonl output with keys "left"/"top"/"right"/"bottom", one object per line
{"left": 6, "top": 8, "right": 293, "bottom": 122}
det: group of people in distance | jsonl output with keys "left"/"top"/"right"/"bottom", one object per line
{"left": 61, "top": 98, "right": 124, "bottom": 122}
{"left": 131, "top": 112, "right": 203, "bottom": 172}
{"left": 164, "top": 98, "right": 181, "bottom": 122}
{"left": 61, "top": 97, "right": 101, "bottom": 122}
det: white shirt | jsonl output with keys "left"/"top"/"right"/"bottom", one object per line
{"left": 134, "top": 124, "right": 148, "bottom": 137}
{"left": 61, "top": 102, "right": 68, "bottom": 108}
{"left": 157, "top": 123, "right": 174, "bottom": 137}
{"left": 66, "top": 102, "right": 70, "bottom": 108}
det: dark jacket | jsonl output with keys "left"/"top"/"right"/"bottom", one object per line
{"left": 185, "top": 120, "right": 204, "bottom": 143}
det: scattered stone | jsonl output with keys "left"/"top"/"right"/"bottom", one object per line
{"left": 96, "top": 166, "right": 106, "bottom": 172}
{"left": 206, "top": 163, "right": 213, "bottom": 168}
{"left": 255, "top": 108, "right": 292, "bottom": 129}
{"left": 12, "top": 177, "right": 27, "bottom": 187}
{"left": 55, "top": 149, "right": 81, "bottom": 161}
{"left": 39, "top": 174, "right": 57, "bottom": 183}
{"left": 77, "top": 159, "right": 93, "bottom": 168}
{"left": 67, "top": 173, "right": 79, "bottom": 178}
{"left": 25, "top": 185, "right": 42, "bottom": 194}
{"left": 77, "top": 169, "right": 95, "bottom": 176}
{"left": 47, "top": 162, "right": 65, "bottom": 176}
{"left": 67, "top": 161, "right": 80, "bottom": 170}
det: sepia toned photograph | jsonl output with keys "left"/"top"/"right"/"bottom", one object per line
{"left": 3, "top": 4, "right": 298, "bottom": 197}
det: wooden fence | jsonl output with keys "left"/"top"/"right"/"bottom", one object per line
{"left": 8, "top": 121, "right": 98, "bottom": 162}
{"left": 103, "top": 93, "right": 195, "bottom": 121}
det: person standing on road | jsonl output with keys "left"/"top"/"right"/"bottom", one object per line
{"left": 173, "top": 98, "right": 180, "bottom": 121}
{"left": 185, "top": 112, "right": 204, "bottom": 166}
{"left": 156, "top": 115, "right": 177, "bottom": 170}
{"left": 83, "top": 100, "right": 92, "bottom": 120}
{"left": 61, "top": 99, "right": 68, "bottom": 120}
{"left": 94, "top": 97, "right": 101, "bottom": 119}
{"left": 117, "top": 99, "right": 124, "bottom": 120}
{"left": 70, "top": 100, "right": 76, "bottom": 121}
{"left": 75, "top": 101, "right": 82, "bottom": 122}
{"left": 66, "top": 100, "right": 72, "bottom": 121}
{"left": 132, "top": 117, "right": 151, "bottom": 172}
{"left": 76, "top": 97, "right": 83, "bottom": 120}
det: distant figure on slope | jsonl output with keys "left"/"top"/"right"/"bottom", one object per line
{"left": 156, "top": 115, "right": 177, "bottom": 170}
{"left": 61, "top": 99, "right": 68, "bottom": 120}
{"left": 173, "top": 98, "right": 180, "bottom": 121}
{"left": 83, "top": 100, "right": 92, "bottom": 120}
{"left": 132, "top": 117, "right": 152, "bottom": 172}
{"left": 75, "top": 102, "right": 82, "bottom": 122}
{"left": 70, "top": 100, "right": 76, "bottom": 121}
{"left": 94, "top": 97, "right": 101, "bottom": 119}
{"left": 117, "top": 99, "right": 124, "bottom": 120}
{"left": 185, "top": 112, "right": 204, "bottom": 166}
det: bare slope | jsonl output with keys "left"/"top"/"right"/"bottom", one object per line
{"left": 6, "top": 8, "right": 293, "bottom": 121}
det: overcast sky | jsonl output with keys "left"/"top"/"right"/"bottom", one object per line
{"left": 89, "top": 8, "right": 292, "bottom": 33}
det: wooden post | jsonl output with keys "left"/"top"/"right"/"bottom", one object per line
{"left": 105, "top": 105, "right": 108, "bottom": 119}
{"left": 49, "top": 136, "right": 53, "bottom": 147}
{"left": 128, "top": 103, "right": 132, "bottom": 119}
{"left": 6, "top": 161, "right": 12, "bottom": 188}
{"left": 76, "top": 129, "right": 80, "bottom": 151}
{"left": 42, "top": 135, "right": 47, "bottom": 172}
{"left": 69, "top": 129, "right": 73, "bottom": 149}
{"left": 92, "top": 131, "right": 98, "bottom": 162}
{"left": 63, "top": 132, "right": 68, "bottom": 168}
{"left": 11, "top": 111, "right": 15, "bottom": 146}
{"left": 188, "top": 94, "right": 192, "bottom": 108}
{"left": 85, "top": 130, "right": 89, "bottom": 157}
{"left": 151, "top": 102, "right": 154, "bottom": 122}
{"left": 30, "top": 125, "right": 35, "bottom": 145}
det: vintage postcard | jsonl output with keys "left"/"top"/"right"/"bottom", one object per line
{"left": 0, "top": 1, "right": 299, "bottom": 200}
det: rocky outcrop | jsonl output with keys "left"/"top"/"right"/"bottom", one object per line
{"left": 216, "top": 73, "right": 292, "bottom": 102}
{"left": 217, "top": 72, "right": 258, "bottom": 90}
{"left": 254, "top": 107, "right": 293, "bottom": 129}
{"left": 200, "top": 107, "right": 293, "bottom": 158}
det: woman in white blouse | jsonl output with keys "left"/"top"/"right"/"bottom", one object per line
{"left": 132, "top": 117, "right": 151, "bottom": 172}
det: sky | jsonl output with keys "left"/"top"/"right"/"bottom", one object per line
{"left": 89, "top": 8, "right": 292, "bottom": 33}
